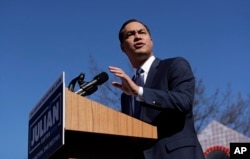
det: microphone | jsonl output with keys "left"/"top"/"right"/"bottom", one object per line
{"left": 75, "top": 72, "right": 109, "bottom": 96}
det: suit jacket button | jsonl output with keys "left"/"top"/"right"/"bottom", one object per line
{"left": 153, "top": 101, "right": 161, "bottom": 107}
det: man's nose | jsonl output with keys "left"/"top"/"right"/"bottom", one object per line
{"left": 134, "top": 33, "right": 142, "bottom": 40}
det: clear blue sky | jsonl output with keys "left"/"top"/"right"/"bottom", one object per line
{"left": 1, "top": 0, "right": 249, "bottom": 158}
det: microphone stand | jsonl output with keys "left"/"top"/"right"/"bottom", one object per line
{"left": 68, "top": 72, "right": 98, "bottom": 96}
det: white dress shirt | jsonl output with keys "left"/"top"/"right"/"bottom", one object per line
{"left": 134, "top": 55, "right": 155, "bottom": 101}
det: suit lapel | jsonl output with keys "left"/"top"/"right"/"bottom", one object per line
{"left": 145, "top": 58, "right": 161, "bottom": 87}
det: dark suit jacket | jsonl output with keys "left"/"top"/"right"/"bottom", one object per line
{"left": 121, "top": 57, "right": 205, "bottom": 159}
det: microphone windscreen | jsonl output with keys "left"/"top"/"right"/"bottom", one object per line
{"left": 94, "top": 72, "right": 109, "bottom": 85}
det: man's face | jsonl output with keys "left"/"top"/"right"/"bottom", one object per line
{"left": 120, "top": 22, "right": 153, "bottom": 67}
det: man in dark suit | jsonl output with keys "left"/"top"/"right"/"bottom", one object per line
{"left": 109, "top": 19, "right": 205, "bottom": 159}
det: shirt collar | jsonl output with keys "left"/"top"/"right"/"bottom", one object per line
{"left": 134, "top": 56, "right": 155, "bottom": 75}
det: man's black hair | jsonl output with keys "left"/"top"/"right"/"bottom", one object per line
{"left": 118, "top": 19, "right": 151, "bottom": 44}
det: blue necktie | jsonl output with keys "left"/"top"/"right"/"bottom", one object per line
{"left": 133, "top": 68, "right": 144, "bottom": 118}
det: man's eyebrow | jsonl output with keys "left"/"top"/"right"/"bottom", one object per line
{"left": 125, "top": 30, "right": 136, "bottom": 34}
{"left": 125, "top": 28, "right": 147, "bottom": 34}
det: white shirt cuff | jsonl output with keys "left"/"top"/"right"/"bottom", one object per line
{"left": 136, "top": 86, "right": 144, "bottom": 101}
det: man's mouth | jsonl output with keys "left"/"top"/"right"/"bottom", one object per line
{"left": 134, "top": 42, "right": 144, "bottom": 49}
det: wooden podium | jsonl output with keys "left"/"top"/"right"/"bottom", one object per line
{"left": 28, "top": 73, "right": 157, "bottom": 159}
{"left": 49, "top": 89, "right": 157, "bottom": 159}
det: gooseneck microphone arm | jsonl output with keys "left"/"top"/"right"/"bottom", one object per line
{"left": 68, "top": 72, "right": 109, "bottom": 97}
{"left": 68, "top": 72, "right": 86, "bottom": 92}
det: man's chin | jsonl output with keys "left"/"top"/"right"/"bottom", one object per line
{"left": 135, "top": 52, "right": 151, "bottom": 60}
{"left": 135, "top": 50, "right": 151, "bottom": 56}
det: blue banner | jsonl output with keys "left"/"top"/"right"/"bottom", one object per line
{"left": 28, "top": 73, "right": 65, "bottom": 159}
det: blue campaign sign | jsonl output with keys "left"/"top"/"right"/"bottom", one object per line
{"left": 28, "top": 73, "right": 65, "bottom": 159}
